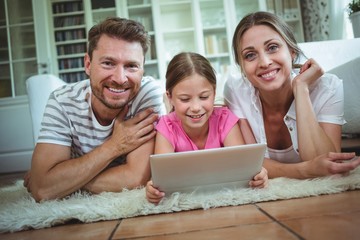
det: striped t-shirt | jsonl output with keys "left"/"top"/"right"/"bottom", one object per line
{"left": 38, "top": 76, "right": 166, "bottom": 161}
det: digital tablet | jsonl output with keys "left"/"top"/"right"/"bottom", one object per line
{"left": 150, "top": 143, "right": 267, "bottom": 194}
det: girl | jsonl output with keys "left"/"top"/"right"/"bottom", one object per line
{"left": 146, "top": 52, "right": 268, "bottom": 204}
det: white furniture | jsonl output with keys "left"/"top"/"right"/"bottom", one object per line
{"left": 26, "top": 74, "right": 66, "bottom": 143}
{"left": 298, "top": 38, "right": 360, "bottom": 139}
{"left": 47, "top": 0, "right": 304, "bottom": 83}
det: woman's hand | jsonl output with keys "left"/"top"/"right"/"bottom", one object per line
{"left": 250, "top": 167, "right": 269, "bottom": 188}
{"left": 146, "top": 180, "right": 165, "bottom": 204}
{"left": 292, "top": 58, "right": 324, "bottom": 92}
{"left": 304, "top": 152, "right": 360, "bottom": 178}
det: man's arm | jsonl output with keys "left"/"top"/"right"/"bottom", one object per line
{"left": 82, "top": 137, "right": 154, "bottom": 193}
{"left": 26, "top": 108, "right": 157, "bottom": 201}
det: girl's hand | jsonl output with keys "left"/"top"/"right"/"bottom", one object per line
{"left": 292, "top": 58, "right": 324, "bottom": 91}
{"left": 146, "top": 180, "right": 165, "bottom": 204}
{"left": 249, "top": 167, "right": 268, "bottom": 188}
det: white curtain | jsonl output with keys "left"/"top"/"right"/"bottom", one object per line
{"left": 329, "top": 0, "right": 354, "bottom": 39}
{"left": 301, "top": 0, "right": 353, "bottom": 41}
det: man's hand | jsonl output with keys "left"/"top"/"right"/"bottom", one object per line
{"left": 109, "top": 107, "right": 159, "bottom": 156}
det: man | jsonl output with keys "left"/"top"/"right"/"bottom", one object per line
{"left": 24, "top": 17, "right": 166, "bottom": 201}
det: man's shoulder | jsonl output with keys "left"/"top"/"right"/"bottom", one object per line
{"left": 128, "top": 76, "right": 166, "bottom": 116}
{"left": 140, "top": 76, "right": 163, "bottom": 89}
{"left": 137, "top": 76, "right": 165, "bottom": 98}
{"left": 52, "top": 79, "right": 90, "bottom": 100}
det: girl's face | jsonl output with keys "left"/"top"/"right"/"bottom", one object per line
{"left": 168, "top": 73, "right": 215, "bottom": 134}
{"left": 239, "top": 25, "right": 295, "bottom": 92}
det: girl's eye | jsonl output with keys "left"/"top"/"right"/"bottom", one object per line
{"left": 200, "top": 96, "right": 209, "bottom": 100}
{"left": 179, "top": 98, "right": 190, "bottom": 102}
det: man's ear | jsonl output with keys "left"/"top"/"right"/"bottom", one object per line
{"left": 84, "top": 53, "right": 91, "bottom": 76}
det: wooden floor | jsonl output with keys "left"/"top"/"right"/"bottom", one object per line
{"left": 1, "top": 172, "right": 360, "bottom": 240}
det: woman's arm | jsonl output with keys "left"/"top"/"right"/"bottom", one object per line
{"left": 239, "top": 119, "right": 359, "bottom": 179}
{"left": 293, "top": 59, "right": 341, "bottom": 161}
{"left": 264, "top": 152, "right": 359, "bottom": 179}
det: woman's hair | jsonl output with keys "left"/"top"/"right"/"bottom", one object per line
{"left": 232, "top": 11, "right": 304, "bottom": 69}
{"left": 87, "top": 17, "right": 150, "bottom": 60}
{"left": 165, "top": 52, "right": 217, "bottom": 95}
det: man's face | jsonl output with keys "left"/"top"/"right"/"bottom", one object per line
{"left": 85, "top": 34, "right": 144, "bottom": 112}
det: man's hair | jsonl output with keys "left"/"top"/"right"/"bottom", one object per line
{"left": 87, "top": 17, "right": 150, "bottom": 60}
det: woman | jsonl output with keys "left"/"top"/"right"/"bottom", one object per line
{"left": 224, "top": 11, "right": 359, "bottom": 179}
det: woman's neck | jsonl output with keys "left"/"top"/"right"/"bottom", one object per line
{"left": 259, "top": 85, "right": 294, "bottom": 113}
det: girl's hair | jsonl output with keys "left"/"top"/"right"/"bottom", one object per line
{"left": 232, "top": 11, "right": 304, "bottom": 70}
{"left": 87, "top": 17, "right": 150, "bottom": 60}
{"left": 165, "top": 52, "right": 217, "bottom": 95}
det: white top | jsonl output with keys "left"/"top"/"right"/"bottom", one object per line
{"left": 38, "top": 76, "right": 166, "bottom": 163}
{"left": 224, "top": 70, "right": 345, "bottom": 163}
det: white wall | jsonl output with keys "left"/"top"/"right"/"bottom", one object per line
{"left": 298, "top": 38, "right": 360, "bottom": 71}
{"left": 0, "top": 96, "right": 34, "bottom": 173}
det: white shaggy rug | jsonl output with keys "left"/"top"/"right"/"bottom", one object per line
{"left": 1, "top": 168, "right": 360, "bottom": 233}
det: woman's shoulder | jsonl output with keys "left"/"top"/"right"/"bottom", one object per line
{"left": 316, "top": 72, "right": 343, "bottom": 89}
{"left": 225, "top": 71, "right": 250, "bottom": 88}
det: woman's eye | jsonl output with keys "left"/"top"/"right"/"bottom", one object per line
{"left": 268, "top": 44, "right": 279, "bottom": 52}
{"left": 200, "top": 96, "right": 209, "bottom": 100}
{"left": 179, "top": 98, "right": 190, "bottom": 102}
{"left": 244, "top": 52, "right": 256, "bottom": 61}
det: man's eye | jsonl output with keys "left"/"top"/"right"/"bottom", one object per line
{"left": 102, "top": 61, "right": 114, "bottom": 67}
{"left": 126, "top": 64, "right": 140, "bottom": 72}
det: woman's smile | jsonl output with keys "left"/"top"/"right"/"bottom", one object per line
{"left": 259, "top": 69, "right": 279, "bottom": 81}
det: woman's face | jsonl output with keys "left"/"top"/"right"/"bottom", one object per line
{"left": 239, "top": 25, "right": 294, "bottom": 92}
{"left": 168, "top": 73, "right": 215, "bottom": 135}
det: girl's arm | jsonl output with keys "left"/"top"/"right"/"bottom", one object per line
{"left": 154, "top": 132, "right": 175, "bottom": 154}
{"left": 223, "top": 121, "right": 246, "bottom": 147}
{"left": 293, "top": 58, "right": 341, "bottom": 161}
{"left": 146, "top": 180, "right": 164, "bottom": 204}
{"left": 146, "top": 132, "right": 174, "bottom": 204}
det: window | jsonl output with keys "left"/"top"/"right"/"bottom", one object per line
{"left": 0, "top": 0, "right": 38, "bottom": 98}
